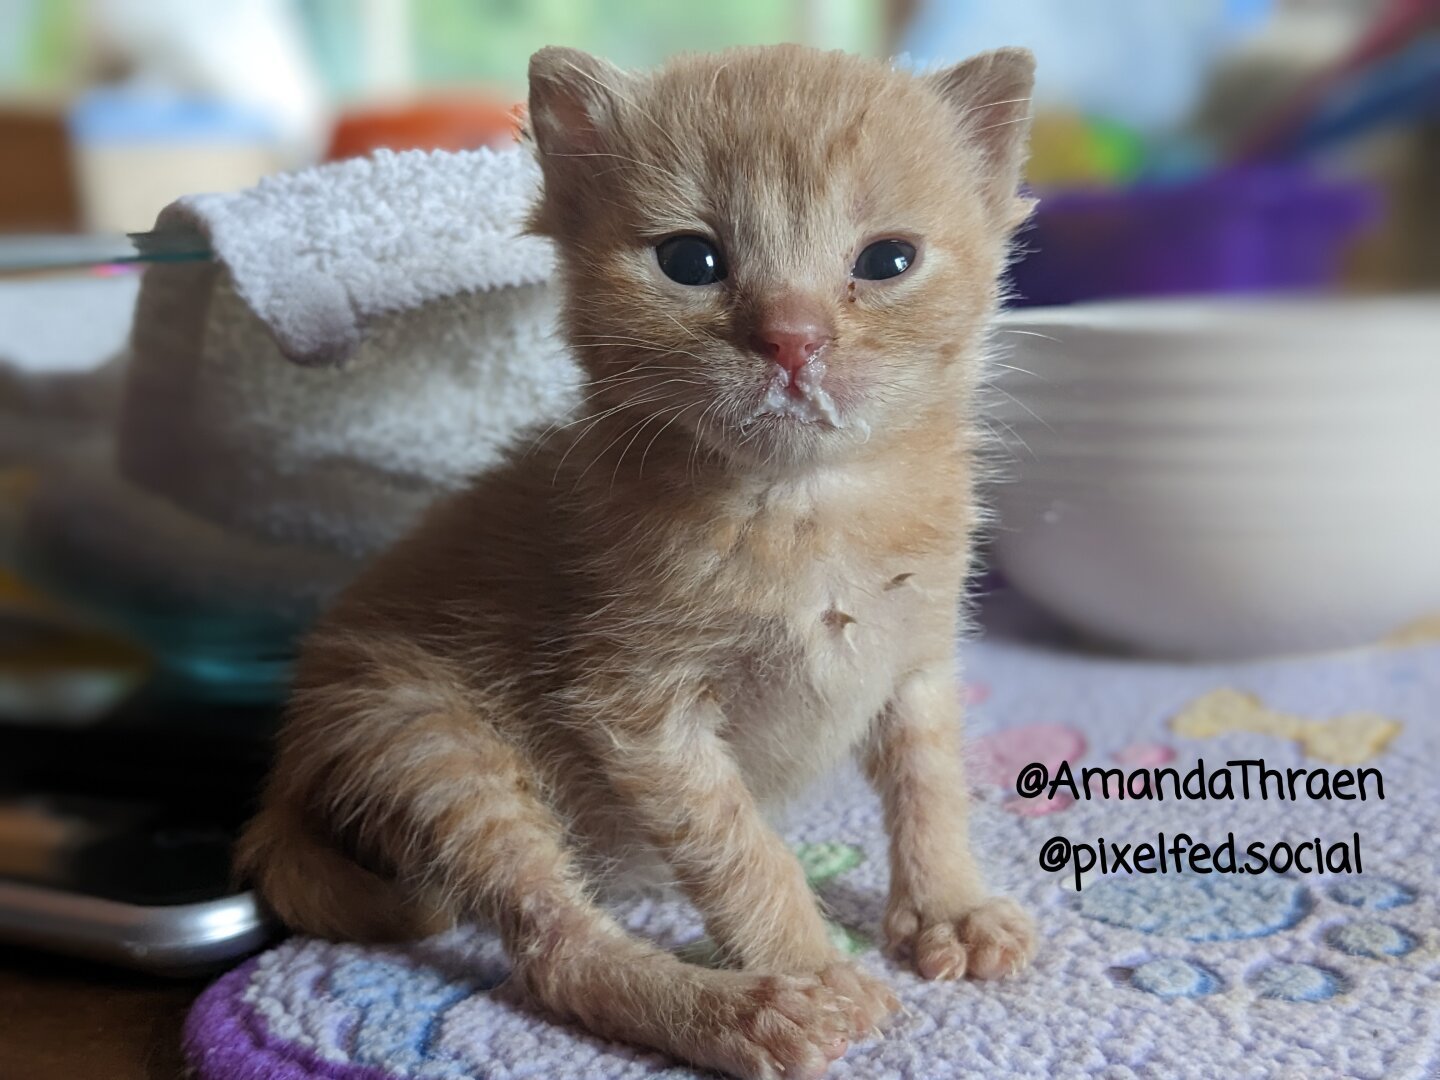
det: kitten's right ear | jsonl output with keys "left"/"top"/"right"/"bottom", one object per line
{"left": 527, "top": 46, "right": 630, "bottom": 160}
{"left": 925, "top": 48, "right": 1037, "bottom": 230}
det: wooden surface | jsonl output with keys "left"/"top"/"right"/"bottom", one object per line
{"left": 0, "top": 946, "right": 203, "bottom": 1080}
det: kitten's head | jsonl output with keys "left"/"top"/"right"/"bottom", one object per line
{"left": 526, "top": 44, "right": 1034, "bottom": 469}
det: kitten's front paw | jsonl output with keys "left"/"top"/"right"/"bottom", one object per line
{"left": 702, "top": 972, "right": 855, "bottom": 1080}
{"left": 815, "top": 960, "right": 898, "bottom": 1038}
{"left": 884, "top": 896, "right": 1035, "bottom": 981}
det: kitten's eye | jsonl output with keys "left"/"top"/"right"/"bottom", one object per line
{"left": 853, "top": 239, "right": 916, "bottom": 281}
{"left": 656, "top": 235, "right": 727, "bottom": 286}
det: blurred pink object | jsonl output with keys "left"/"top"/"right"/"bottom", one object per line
{"left": 971, "top": 723, "right": 1087, "bottom": 787}
{"left": 1004, "top": 793, "right": 1076, "bottom": 817}
{"left": 961, "top": 681, "right": 992, "bottom": 706}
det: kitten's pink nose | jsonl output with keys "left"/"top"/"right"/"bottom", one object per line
{"left": 751, "top": 308, "right": 832, "bottom": 376}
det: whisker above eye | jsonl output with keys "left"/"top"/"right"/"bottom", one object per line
{"left": 973, "top": 113, "right": 1034, "bottom": 133}
{"left": 957, "top": 95, "right": 1033, "bottom": 119}
{"left": 546, "top": 150, "right": 684, "bottom": 186}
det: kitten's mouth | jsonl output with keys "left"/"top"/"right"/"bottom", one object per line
{"left": 751, "top": 360, "right": 844, "bottom": 427}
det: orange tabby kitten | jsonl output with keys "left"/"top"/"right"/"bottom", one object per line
{"left": 239, "top": 43, "right": 1037, "bottom": 1080}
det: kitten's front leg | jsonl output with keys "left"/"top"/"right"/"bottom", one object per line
{"left": 602, "top": 694, "right": 897, "bottom": 1035}
{"left": 863, "top": 663, "right": 1036, "bottom": 981}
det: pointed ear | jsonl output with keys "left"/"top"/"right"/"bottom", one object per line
{"left": 527, "top": 46, "right": 631, "bottom": 161}
{"left": 926, "top": 48, "right": 1036, "bottom": 228}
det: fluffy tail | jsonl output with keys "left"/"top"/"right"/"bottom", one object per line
{"left": 236, "top": 803, "right": 451, "bottom": 942}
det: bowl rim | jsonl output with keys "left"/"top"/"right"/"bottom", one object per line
{"left": 994, "top": 294, "right": 1440, "bottom": 335}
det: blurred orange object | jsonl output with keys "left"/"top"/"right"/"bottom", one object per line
{"left": 325, "top": 98, "right": 523, "bottom": 161}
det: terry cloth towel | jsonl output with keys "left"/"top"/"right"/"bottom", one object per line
{"left": 5, "top": 148, "right": 578, "bottom": 631}
{"left": 147, "top": 145, "right": 553, "bottom": 369}
{"left": 118, "top": 146, "right": 576, "bottom": 560}
{"left": 183, "top": 590, "right": 1440, "bottom": 1080}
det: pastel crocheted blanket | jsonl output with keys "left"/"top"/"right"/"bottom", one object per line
{"left": 184, "top": 603, "right": 1439, "bottom": 1080}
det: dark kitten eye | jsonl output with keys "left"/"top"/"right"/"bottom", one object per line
{"left": 656, "top": 235, "right": 726, "bottom": 286}
{"left": 853, "top": 239, "right": 916, "bottom": 281}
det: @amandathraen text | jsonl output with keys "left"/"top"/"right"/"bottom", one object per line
{"left": 1016, "top": 757, "right": 1382, "bottom": 891}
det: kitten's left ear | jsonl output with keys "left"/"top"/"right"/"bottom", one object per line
{"left": 926, "top": 48, "right": 1037, "bottom": 229}
{"left": 527, "top": 46, "right": 632, "bottom": 161}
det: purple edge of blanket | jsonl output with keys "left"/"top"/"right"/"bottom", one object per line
{"left": 183, "top": 958, "right": 401, "bottom": 1080}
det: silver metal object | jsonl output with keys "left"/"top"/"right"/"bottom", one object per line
{"left": 0, "top": 880, "right": 271, "bottom": 976}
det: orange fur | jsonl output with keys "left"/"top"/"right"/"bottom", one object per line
{"left": 239, "top": 43, "right": 1037, "bottom": 1080}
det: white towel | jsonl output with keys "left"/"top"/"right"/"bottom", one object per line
{"left": 118, "top": 146, "right": 578, "bottom": 560}
{"left": 150, "top": 146, "right": 555, "bottom": 368}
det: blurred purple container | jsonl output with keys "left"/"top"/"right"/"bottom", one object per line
{"left": 1006, "top": 168, "right": 1380, "bottom": 307}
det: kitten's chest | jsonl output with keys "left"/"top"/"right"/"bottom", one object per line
{"left": 699, "top": 512, "right": 961, "bottom": 800}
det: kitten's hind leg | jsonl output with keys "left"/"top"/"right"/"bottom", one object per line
{"left": 236, "top": 801, "right": 450, "bottom": 942}
{"left": 246, "top": 680, "right": 858, "bottom": 1080}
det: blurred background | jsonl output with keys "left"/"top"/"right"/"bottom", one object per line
{"left": 0, "top": 0, "right": 1436, "bottom": 289}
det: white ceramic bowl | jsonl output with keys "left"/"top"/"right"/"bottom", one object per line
{"left": 986, "top": 295, "right": 1440, "bottom": 659}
